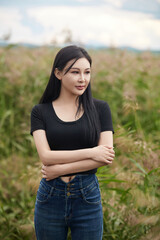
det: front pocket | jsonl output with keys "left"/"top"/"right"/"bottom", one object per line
{"left": 82, "top": 182, "right": 101, "bottom": 205}
{"left": 36, "top": 180, "right": 53, "bottom": 203}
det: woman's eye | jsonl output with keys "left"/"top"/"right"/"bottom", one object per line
{"left": 71, "top": 71, "right": 79, "bottom": 74}
{"left": 71, "top": 71, "right": 90, "bottom": 74}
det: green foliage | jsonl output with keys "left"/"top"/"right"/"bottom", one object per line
{"left": 0, "top": 47, "right": 160, "bottom": 239}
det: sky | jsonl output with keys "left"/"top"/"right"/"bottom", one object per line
{"left": 0, "top": 0, "right": 160, "bottom": 50}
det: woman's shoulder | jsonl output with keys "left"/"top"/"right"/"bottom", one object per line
{"left": 31, "top": 102, "right": 50, "bottom": 114}
{"left": 93, "top": 98, "right": 109, "bottom": 108}
{"left": 93, "top": 98, "right": 112, "bottom": 116}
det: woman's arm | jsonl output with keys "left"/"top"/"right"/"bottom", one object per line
{"left": 60, "top": 131, "right": 114, "bottom": 175}
{"left": 33, "top": 130, "right": 91, "bottom": 165}
{"left": 33, "top": 130, "right": 113, "bottom": 165}
{"left": 41, "top": 159, "right": 110, "bottom": 181}
{"left": 61, "top": 159, "right": 108, "bottom": 175}
{"left": 41, "top": 131, "right": 115, "bottom": 181}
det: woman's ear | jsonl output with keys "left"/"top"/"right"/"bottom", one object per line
{"left": 54, "top": 68, "right": 62, "bottom": 80}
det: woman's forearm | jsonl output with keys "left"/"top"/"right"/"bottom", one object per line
{"left": 59, "top": 159, "right": 107, "bottom": 176}
{"left": 43, "top": 148, "right": 93, "bottom": 165}
{"left": 42, "top": 149, "right": 114, "bottom": 180}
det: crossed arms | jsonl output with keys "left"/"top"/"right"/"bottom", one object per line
{"left": 33, "top": 130, "right": 115, "bottom": 180}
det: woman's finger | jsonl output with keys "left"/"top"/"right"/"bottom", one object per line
{"left": 42, "top": 165, "right": 46, "bottom": 170}
{"left": 104, "top": 160, "right": 112, "bottom": 165}
{"left": 108, "top": 149, "right": 115, "bottom": 153}
{"left": 104, "top": 145, "right": 112, "bottom": 149}
{"left": 109, "top": 153, "right": 115, "bottom": 158}
{"left": 107, "top": 156, "right": 114, "bottom": 161}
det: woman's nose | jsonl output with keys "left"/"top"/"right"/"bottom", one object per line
{"left": 79, "top": 74, "right": 85, "bottom": 82}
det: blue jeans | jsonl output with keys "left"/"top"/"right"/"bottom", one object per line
{"left": 34, "top": 173, "right": 103, "bottom": 240}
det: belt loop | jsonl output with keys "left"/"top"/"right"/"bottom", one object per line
{"left": 79, "top": 175, "right": 83, "bottom": 189}
{"left": 52, "top": 178, "right": 57, "bottom": 189}
{"left": 79, "top": 175, "right": 84, "bottom": 195}
{"left": 50, "top": 186, "right": 54, "bottom": 196}
{"left": 94, "top": 174, "right": 99, "bottom": 188}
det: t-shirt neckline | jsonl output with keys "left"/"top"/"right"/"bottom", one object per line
{"left": 49, "top": 102, "right": 85, "bottom": 124}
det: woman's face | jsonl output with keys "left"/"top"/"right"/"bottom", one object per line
{"left": 56, "top": 57, "right": 91, "bottom": 97}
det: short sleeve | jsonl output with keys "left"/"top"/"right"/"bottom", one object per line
{"left": 99, "top": 101, "right": 114, "bottom": 134}
{"left": 30, "top": 105, "right": 46, "bottom": 136}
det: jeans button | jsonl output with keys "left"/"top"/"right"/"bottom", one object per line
{"left": 67, "top": 192, "right": 71, "bottom": 196}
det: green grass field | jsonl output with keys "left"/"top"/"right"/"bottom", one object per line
{"left": 0, "top": 46, "right": 160, "bottom": 239}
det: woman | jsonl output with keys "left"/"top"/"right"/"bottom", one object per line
{"left": 30, "top": 45, "right": 115, "bottom": 240}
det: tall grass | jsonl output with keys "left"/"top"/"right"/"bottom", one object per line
{"left": 0, "top": 46, "right": 160, "bottom": 239}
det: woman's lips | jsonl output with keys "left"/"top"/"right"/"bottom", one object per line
{"left": 75, "top": 86, "right": 85, "bottom": 90}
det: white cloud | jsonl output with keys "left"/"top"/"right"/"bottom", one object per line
{"left": 102, "top": 0, "right": 126, "bottom": 8}
{"left": 27, "top": 5, "right": 160, "bottom": 49}
{"left": 1, "top": 5, "right": 160, "bottom": 49}
{"left": 75, "top": 0, "right": 93, "bottom": 2}
{"left": 0, "top": 7, "right": 40, "bottom": 44}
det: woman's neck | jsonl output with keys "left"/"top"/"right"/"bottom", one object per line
{"left": 56, "top": 92, "right": 79, "bottom": 107}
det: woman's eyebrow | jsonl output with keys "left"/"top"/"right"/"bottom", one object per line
{"left": 70, "top": 67, "right": 91, "bottom": 70}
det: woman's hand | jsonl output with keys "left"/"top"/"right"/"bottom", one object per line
{"left": 41, "top": 164, "right": 61, "bottom": 181}
{"left": 92, "top": 145, "right": 115, "bottom": 165}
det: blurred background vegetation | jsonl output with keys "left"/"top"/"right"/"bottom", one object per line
{"left": 0, "top": 45, "right": 160, "bottom": 240}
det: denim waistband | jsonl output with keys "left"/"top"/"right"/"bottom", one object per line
{"left": 40, "top": 173, "right": 99, "bottom": 198}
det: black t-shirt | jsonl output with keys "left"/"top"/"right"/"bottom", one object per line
{"left": 30, "top": 98, "right": 114, "bottom": 176}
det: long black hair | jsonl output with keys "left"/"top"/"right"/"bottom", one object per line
{"left": 39, "top": 45, "right": 101, "bottom": 145}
